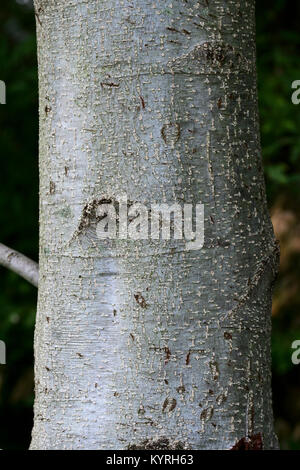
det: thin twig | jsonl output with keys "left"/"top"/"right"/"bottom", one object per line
{"left": 0, "top": 243, "right": 39, "bottom": 287}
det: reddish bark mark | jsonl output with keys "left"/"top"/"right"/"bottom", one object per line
{"left": 140, "top": 96, "right": 145, "bottom": 109}
{"left": 224, "top": 332, "right": 232, "bottom": 340}
{"left": 164, "top": 347, "right": 171, "bottom": 364}
{"left": 230, "top": 433, "right": 263, "bottom": 450}
{"left": 134, "top": 293, "right": 147, "bottom": 308}
{"left": 186, "top": 350, "right": 191, "bottom": 365}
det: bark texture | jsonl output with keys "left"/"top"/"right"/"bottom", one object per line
{"left": 31, "top": 0, "right": 279, "bottom": 449}
{"left": 0, "top": 243, "right": 38, "bottom": 287}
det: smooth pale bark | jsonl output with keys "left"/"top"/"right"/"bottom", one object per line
{"left": 0, "top": 243, "right": 38, "bottom": 287}
{"left": 31, "top": 0, "right": 279, "bottom": 450}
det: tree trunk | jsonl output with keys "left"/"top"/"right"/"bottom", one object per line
{"left": 31, "top": 0, "right": 279, "bottom": 450}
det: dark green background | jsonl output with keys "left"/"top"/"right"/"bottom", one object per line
{"left": 0, "top": 0, "right": 299, "bottom": 450}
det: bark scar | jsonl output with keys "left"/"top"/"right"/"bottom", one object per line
{"left": 167, "top": 41, "right": 251, "bottom": 75}
{"left": 221, "top": 241, "right": 280, "bottom": 322}
{"left": 100, "top": 82, "right": 120, "bottom": 88}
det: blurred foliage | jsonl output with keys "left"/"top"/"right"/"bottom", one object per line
{"left": 257, "top": 0, "right": 300, "bottom": 204}
{"left": 0, "top": 0, "right": 299, "bottom": 450}
{"left": 256, "top": 0, "right": 300, "bottom": 449}
{"left": 0, "top": 0, "right": 38, "bottom": 450}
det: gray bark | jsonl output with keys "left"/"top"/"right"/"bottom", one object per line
{"left": 31, "top": 0, "right": 279, "bottom": 450}
{"left": 0, "top": 243, "right": 38, "bottom": 287}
